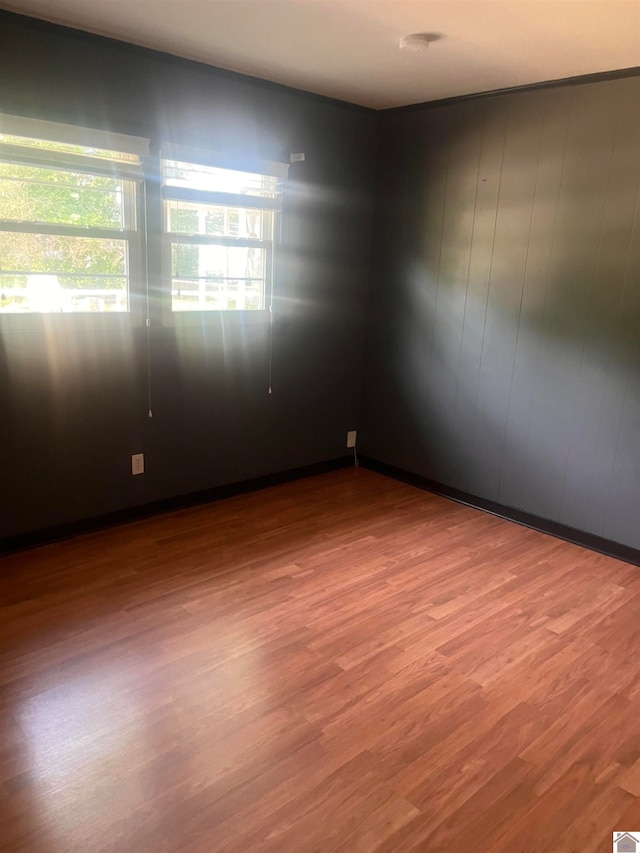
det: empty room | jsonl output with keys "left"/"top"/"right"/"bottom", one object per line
{"left": 1, "top": 1, "right": 639, "bottom": 850}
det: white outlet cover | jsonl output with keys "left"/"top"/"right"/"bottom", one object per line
{"left": 132, "top": 453, "right": 144, "bottom": 475}
{"left": 346, "top": 430, "right": 357, "bottom": 448}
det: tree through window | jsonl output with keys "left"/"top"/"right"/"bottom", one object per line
{"left": 0, "top": 116, "right": 148, "bottom": 314}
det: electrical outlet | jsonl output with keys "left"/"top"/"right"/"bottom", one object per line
{"left": 346, "top": 430, "right": 357, "bottom": 449}
{"left": 131, "top": 453, "right": 144, "bottom": 476}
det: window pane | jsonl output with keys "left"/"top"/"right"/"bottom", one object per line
{"left": 0, "top": 133, "right": 140, "bottom": 163}
{"left": 0, "top": 162, "right": 131, "bottom": 228}
{"left": 163, "top": 160, "right": 278, "bottom": 199}
{"left": 171, "top": 242, "right": 266, "bottom": 311}
{"left": 0, "top": 232, "right": 128, "bottom": 313}
{"left": 166, "top": 200, "right": 273, "bottom": 239}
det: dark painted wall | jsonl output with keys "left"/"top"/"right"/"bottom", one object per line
{"left": 361, "top": 77, "right": 640, "bottom": 551}
{"left": 0, "top": 13, "right": 376, "bottom": 538}
{"left": 2, "top": 12, "right": 638, "bottom": 554}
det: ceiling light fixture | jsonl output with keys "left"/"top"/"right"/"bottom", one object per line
{"left": 399, "top": 33, "right": 439, "bottom": 52}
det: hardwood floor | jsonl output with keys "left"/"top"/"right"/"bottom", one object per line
{"left": 1, "top": 467, "right": 639, "bottom": 852}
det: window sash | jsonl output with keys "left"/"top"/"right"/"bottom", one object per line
{"left": 167, "top": 238, "right": 273, "bottom": 313}
{"left": 1, "top": 214, "right": 144, "bottom": 319}
{"left": 162, "top": 185, "right": 282, "bottom": 212}
{"left": 0, "top": 163, "right": 138, "bottom": 231}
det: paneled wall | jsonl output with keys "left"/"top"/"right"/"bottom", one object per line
{"left": 361, "top": 77, "right": 640, "bottom": 550}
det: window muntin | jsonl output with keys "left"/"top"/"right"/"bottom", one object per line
{"left": 0, "top": 117, "right": 146, "bottom": 315}
{"left": 162, "top": 156, "right": 281, "bottom": 314}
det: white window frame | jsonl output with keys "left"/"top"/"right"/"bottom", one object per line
{"left": 0, "top": 114, "right": 149, "bottom": 322}
{"left": 160, "top": 144, "right": 288, "bottom": 321}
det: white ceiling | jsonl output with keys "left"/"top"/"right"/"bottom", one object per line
{"left": 3, "top": 0, "right": 640, "bottom": 109}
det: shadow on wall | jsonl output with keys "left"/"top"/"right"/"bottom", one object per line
{"left": 363, "top": 79, "right": 640, "bottom": 550}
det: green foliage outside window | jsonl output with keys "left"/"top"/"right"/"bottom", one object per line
{"left": 0, "top": 146, "right": 131, "bottom": 311}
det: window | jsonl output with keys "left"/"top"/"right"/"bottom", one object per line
{"left": 0, "top": 121, "right": 288, "bottom": 320}
{"left": 161, "top": 148, "right": 287, "bottom": 312}
{"left": 0, "top": 115, "right": 148, "bottom": 314}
